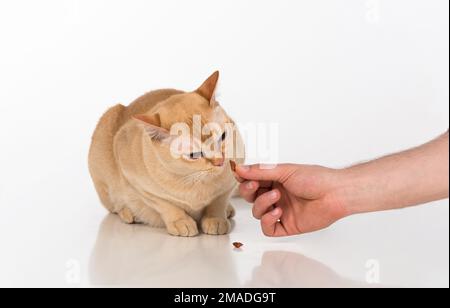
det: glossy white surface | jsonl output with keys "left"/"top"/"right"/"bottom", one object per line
{"left": 88, "top": 199, "right": 449, "bottom": 288}
{"left": 0, "top": 0, "right": 448, "bottom": 288}
{"left": 0, "top": 195, "right": 448, "bottom": 288}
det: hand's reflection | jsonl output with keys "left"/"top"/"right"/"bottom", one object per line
{"left": 89, "top": 214, "right": 239, "bottom": 287}
{"left": 246, "top": 251, "right": 379, "bottom": 288}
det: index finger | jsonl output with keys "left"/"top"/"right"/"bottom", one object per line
{"left": 235, "top": 164, "right": 297, "bottom": 183}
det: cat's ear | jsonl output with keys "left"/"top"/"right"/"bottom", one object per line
{"left": 196, "top": 71, "right": 219, "bottom": 107}
{"left": 133, "top": 114, "right": 170, "bottom": 141}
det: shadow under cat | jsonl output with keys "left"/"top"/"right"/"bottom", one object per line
{"left": 90, "top": 215, "right": 387, "bottom": 288}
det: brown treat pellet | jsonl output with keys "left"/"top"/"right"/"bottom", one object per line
{"left": 229, "top": 160, "right": 245, "bottom": 183}
{"left": 233, "top": 242, "right": 244, "bottom": 249}
{"left": 230, "top": 160, "right": 237, "bottom": 172}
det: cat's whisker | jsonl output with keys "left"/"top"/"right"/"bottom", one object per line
{"left": 179, "top": 168, "right": 217, "bottom": 184}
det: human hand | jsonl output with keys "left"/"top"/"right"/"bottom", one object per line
{"left": 235, "top": 164, "right": 349, "bottom": 237}
{"left": 234, "top": 132, "right": 449, "bottom": 237}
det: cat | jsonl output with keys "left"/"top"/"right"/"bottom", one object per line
{"left": 88, "top": 72, "right": 245, "bottom": 237}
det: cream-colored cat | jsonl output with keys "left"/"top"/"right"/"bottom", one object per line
{"left": 88, "top": 72, "right": 245, "bottom": 237}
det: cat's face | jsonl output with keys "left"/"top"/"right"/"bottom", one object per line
{"left": 134, "top": 72, "right": 241, "bottom": 177}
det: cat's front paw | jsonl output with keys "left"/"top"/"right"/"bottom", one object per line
{"left": 226, "top": 204, "right": 235, "bottom": 218}
{"left": 166, "top": 217, "right": 199, "bottom": 237}
{"left": 201, "top": 217, "right": 231, "bottom": 235}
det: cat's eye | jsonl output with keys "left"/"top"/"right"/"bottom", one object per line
{"left": 189, "top": 152, "right": 203, "bottom": 160}
{"left": 221, "top": 132, "right": 227, "bottom": 142}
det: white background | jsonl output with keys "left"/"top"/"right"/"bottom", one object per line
{"left": 0, "top": 0, "right": 448, "bottom": 287}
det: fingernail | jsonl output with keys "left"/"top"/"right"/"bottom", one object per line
{"left": 271, "top": 208, "right": 281, "bottom": 217}
{"left": 238, "top": 165, "right": 250, "bottom": 171}
{"left": 269, "top": 191, "right": 278, "bottom": 200}
{"left": 246, "top": 182, "right": 254, "bottom": 190}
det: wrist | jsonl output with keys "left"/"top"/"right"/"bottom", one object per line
{"left": 332, "top": 166, "right": 376, "bottom": 217}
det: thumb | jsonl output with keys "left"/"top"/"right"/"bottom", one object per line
{"left": 236, "top": 164, "right": 298, "bottom": 183}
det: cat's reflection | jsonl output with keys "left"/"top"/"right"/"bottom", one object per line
{"left": 246, "top": 251, "right": 381, "bottom": 288}
{"left": 89, "top": 214, "right": 239, "bottom": 287}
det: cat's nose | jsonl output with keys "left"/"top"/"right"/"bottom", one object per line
{"left": 211, "top": 157, "right": 225, "bottom": 167}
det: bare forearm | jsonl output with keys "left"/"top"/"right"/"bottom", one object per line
{"left": 339, "top": 132, "right": 449, "bottom": 215}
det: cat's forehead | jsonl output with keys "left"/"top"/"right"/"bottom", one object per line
{"left": 193, "top": 106, "right": 228, "bottom": 127}
{"left": 183, "top": 107, "right": 228, "bottom": 133}
{"left": 209, "top": 106, "right": 228, "bottom": 125}
{"left": 161, "top": 94, "right": 229, "bottom": 128}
